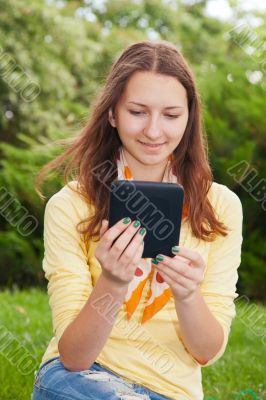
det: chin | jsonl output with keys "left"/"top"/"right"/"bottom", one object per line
{"left": 140, "top": 153, "right": 166, "bottom": 164}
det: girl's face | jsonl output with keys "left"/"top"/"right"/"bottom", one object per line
{"left": 108, "top": 71, "right": 189, "bottom": 176}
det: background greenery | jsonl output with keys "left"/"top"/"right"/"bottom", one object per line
{"left": 0, "top": 0, "right": 265, "bottom": 399}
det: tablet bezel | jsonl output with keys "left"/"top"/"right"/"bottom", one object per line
{"left": 108, "top": 180, "right": 184, "bottom": 258}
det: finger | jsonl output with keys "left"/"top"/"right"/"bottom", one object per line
{"left": 156, "top": 269, "right": 190, "bottom": 295}
{"left": 110, "top": 220, "right": 143, "bottom": 260}
{"left": 100, "top": 219, "right": 109, "bottom": 235}
{"left": 156, "top": 264, "right": 192, "bottom": 289}
{"left": 118, "top": 225, "right": 146, "bottom": 265}
{"left": 155, "top": 256, "right": 194, "bottom": 279}
{"left": 125, "top": 231, "right": 146, "bottom": 270}
{"left": 172, "top": 255, "right": 191, "bottom": 264}
{"left": 102, "top": 219, "right": 109, "bottom": 228}
{"left": 155, "top": 268, "right": 177, "bottom": 287}
{"left": 126, "top": 245, "right": 144, "bottom": 276}
{"left": 101, "top": 217, "right": 132, "bottom": 250}
{"left": 96, "top": 218, "right": 129, "bottom": 258}
{"left": 173, "top": 246, "right": 203, "bottom": 266}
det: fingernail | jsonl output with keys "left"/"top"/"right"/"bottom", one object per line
{"left": 139, "top": 227, "right": 146, "bottom": 235}
{"left": 156, "top": 254, "right": 164, "bottom": 262}
{"left": 152, "top": 258, "right": 159, "bottom": 265}
{"left": 133, "top": 220, "right": 141, "bottom": 228}
{"left": 172, "top": 246, "right": 180, "bottom": 253}
{"left": 123, "top": 217, "right": 131, "bottom": 224}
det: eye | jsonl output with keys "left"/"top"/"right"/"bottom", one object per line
{"left": 129, "top": 110, "right": 180, "bottom": 119}
{"left": 166, "top": 115, "right": 179, "bottom": 119}
{"left": 129, "top": 111, "right": 144, "bottom": 115}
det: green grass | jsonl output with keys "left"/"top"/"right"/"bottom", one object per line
{"left": 0, "top": 289, "right": 265, "bottom": 400}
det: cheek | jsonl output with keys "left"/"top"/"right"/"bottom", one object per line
{"left": 119, "top": 113, "right": 145, "bottom": 133}
{"left": 181, "top": 112, "right": 189, "bottom": 130}
{"left": 169, "top": 116, "right": 188, "bottom": 139}
{"left": 176, "top": 114, "right": 189, "bottom": 131}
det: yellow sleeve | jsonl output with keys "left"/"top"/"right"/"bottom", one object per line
{"left": 42, "top": 192, "right": 93, "bottom": 345}
{"left": 193, "top": 187, "right": 243, "bottom": 367}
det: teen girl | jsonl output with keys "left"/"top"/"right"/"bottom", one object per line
{"left": 32, "top": 40, "right": 243, "bottom": 400}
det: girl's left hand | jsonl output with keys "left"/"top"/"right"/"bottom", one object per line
{"left": 153, "top": 246, "right": 206, "bottom": 302}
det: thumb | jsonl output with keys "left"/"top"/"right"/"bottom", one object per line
{"left": 100, "top": 219, "right": 109, "bottom": 235}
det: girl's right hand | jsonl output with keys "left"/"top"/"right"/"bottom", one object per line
{"left": 94, "top": 218, "right": 146, "bottom": 287}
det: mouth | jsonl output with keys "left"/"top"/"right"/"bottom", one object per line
{"left": 138, "top": 141, "right": 165, "bottom": 148}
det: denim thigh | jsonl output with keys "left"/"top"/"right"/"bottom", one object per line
{"left": 32, "top": 356, "right": 172, "bottom": 400}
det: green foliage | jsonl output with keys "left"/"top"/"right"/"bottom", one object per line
{"left": 0, "top": 231, "right": 43, "bottom": 287}
{"left": 0, "top": 0, "right": 265, "bottom": 300}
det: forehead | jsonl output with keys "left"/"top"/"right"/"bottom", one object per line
{"left": 121, "top": 71, "right": 187, "bottom": 105}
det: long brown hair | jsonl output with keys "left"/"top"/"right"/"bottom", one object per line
{"left": 35, "top": 40, "right": 227, "bottom": 242}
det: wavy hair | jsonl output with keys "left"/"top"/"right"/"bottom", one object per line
{"left": 35, "top": 40, "right": 228, "bottom": 242}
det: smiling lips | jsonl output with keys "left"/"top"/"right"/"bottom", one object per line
{"left": 138, "top": 141, "right": 165, "bottom": 148}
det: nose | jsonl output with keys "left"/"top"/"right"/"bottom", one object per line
{"left": 143, "top": 114, "right": 163, "bottom": 141}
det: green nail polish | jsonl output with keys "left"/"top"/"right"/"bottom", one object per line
{"left": 172, "top": 245, "right": 180, "bottom": 253}
{"left": 156, "top": 254, "right": 164, "bottom": 262}
{"left": 139, "top": 227, "right": 146, "bottom": 235}
{"left": 152, "top": 258, "right": 159, "bottom": 265}
{"left": 123, "top": 217, "right": 131, "bottom": 224}
{"left": 133, "top": 220, "right": 141, "bottom": 228}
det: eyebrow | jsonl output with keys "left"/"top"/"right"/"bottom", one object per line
{"left": 127, "top": 101, "right": 184, "bottom": 109}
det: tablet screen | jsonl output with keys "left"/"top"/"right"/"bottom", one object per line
{"left": 108, "top": 180, "right": 184, "bottom": 258}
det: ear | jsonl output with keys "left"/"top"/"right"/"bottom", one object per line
{"left": 108, "top": 108, "right": 116, "bottom": 128}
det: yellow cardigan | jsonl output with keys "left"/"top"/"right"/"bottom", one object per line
{"left": 40, "top": 180, "right": 243, "bottom": 400}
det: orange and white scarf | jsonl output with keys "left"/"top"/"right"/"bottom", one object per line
{"left": 116, "top": 145, "right": 187, "bottom": 324}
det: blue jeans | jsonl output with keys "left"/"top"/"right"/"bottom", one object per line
{"left": 32, "top": 356, "right": 172, "bottom": 400}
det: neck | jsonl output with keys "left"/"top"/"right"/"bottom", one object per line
{"left": 122, "top": 147, "right": 169, "bottom": 182}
